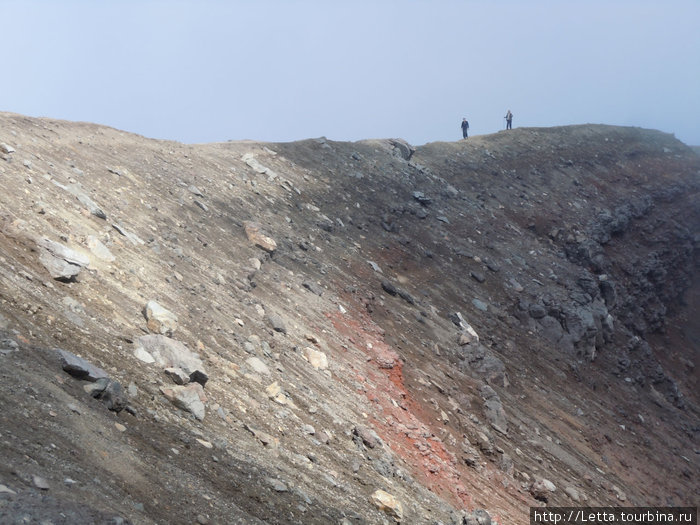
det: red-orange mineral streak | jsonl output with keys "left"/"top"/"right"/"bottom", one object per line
{"left": 327, "top": 309, "right": 473, "bottom": 508}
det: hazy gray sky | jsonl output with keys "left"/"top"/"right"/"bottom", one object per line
{"left": 2, "top": 1, "right": 699, "bottom": 146}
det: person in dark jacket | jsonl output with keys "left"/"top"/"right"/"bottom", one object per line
{"left": 461, "top": 118, "right": 469, "bottom": 139}
{"left": 505, "top": 110, "right": 513, "bottom": 130}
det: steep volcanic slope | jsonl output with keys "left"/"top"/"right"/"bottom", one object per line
{"left": 0, "top": 113, "right": 697, "bottom": 524}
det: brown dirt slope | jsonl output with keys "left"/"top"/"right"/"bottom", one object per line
{"left": 0, "top": 113, "right": 698, "bottom": 524}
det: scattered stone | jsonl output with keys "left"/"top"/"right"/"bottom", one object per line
{"left": 57, "top": 349, "right": 108, "bottom": 381}
{"left": 564, "top": 486, "right": 581, "bottom": 502}
{"left": 144, "top": 300, "right": 179, "bottom": 336}
{"left": 412, "top": 191, "right": 431, "bottom": 206}
{"left": 458, "top": 332, "right": 476, "bottom": 346}
{"left": 353, "top": 425, "right": 380, "bottom": 449}
{"left": 112, "top": 223, "right": 145, "bottom": 245}
{"left": 389, "top": 138, "right": 415, "bottom": 161}
{"left": 0, "top": 337, "right": 19, "bottom": 356}
{"left": 87, "top": 235, "right": 115, "bottom": 262}
{"left": 241, "top": 153, "right": 278, "bottom": 180}
{"left": 463, "top": 509, "right": 492, "bottom": 525}
{"left": 449, "top": 313, "right": 480, "bottom": 343}
{"left": 134, "top": 334, "right": 208, "bottom": 386}
{"left": 127, "top": 382, "right": 139, "bottom": 397}
{"left": 115, "top": 423, "right": 127, "bottom": 432}
{"left": 475, "top": 431, "right": 493, "bottom": 455}
{"left": 0, "top": 484, "right": 17, "bottom": 495}
{"left": 267, "top": 478, "right": 288, "bottom": 492}
{"left": 472, "top": 298, "right": 488, "bottom": 312}
{"left": 612, "top": 485, "right": 626, "bottom": 501}
{"left": 196, "top": 438, "right": 213, "bottom": 449}
{"left": 370, "top": 489, "right": 403, "bottom": 522}
{"left": 470, "top": 271, "right": 486, "bottom": 283}
{"left": 52, "top": 181, "right": 107, "bottom": 219}
{"left": 484, "top": 260, "right": 500, "bottom": 273}
{"left": 33, "top": 475, "right": 50, "bottom": 490}
{"left": 243, "top": 221, "right": 277, "bottom": 253}
{"left": 84, "top": 377, "right": 128, "bottom": 412}
{"left": 194, "top": 199, "right": 208, "bottom": 212}
{"left": 302, "top": 347, "right": 328, "bottom": 370}
{"left": 266, "top": 313, "right": 287, "bottom": 334}
{"left": 382, "top": 280, "right": 398, "bottom": 296}
{"left": 37, "top": 238, "right": 90, "bottom": 281}
{"left": 0, "top": 143, "right": 15, "bottom": 154}
{"left": 508, "top": 278, "right": 524, "bottom": 292}
{"left": 164, "top": 367, "right": 190, "bottom": 385}
{"left": 528, "top": 303, "right": 547, "bottom": 319}
{"left": 160, "top": 382, "right": 207, "bottom": 420}
{"left": 244, "top": 424, "right": 279, "bottom": 448}
{"left": 480, "top": 384, "right": 508, "bottom": 434}
{"left": 372, "top": 345, "right": 399, "bottom": 369}
{"left": 265, "top": 381, "right": 282, "bottom": 398}
{"left": 188, "top": 185, "right": 204, "bottom": 196}
{"left": 530, "top": 478, "right": 556, "bottom": 502}
{"left": 302, "top": 280, "right": 324, "bottom": 296}
{"left": 367, "top": 260, "right": 383, "bottom": 273}
{"left": 246, "top": 356, "right": 271, "bottom": 376}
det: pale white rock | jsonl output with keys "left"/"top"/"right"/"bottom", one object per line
{"left": 530, "top": 478, "right": 557, "bottom": 501}
{"left": 246, "top": 356, "right": 271, "bottom": 376}
{"left": 133, "top": 346, "right": 156, "bottom": 364}
{"left": 87, "top": 235, "right": 115, "bottom": 262}
{"left": 564, "top": 486, "right": 581, "bottom": 502}
{"left": 303, "top": 347, "right": 329, "bottom": 370}
{"left": 241, "top": 152, "right": 278, "bottom": 180}
{"left": 367, "top": 260, "right": 383, "bottom": 273}
{"left": 160, "top": 383, "right": 206, "bottom": 420}
{"left": 196, "top": 438, "right": 213, "bottom": 449}
{"left": 370, "top": 489, "right": 404, "bottom": 522}
{"left": 134, "top": 334, "right": 207, "bottom": 384}
{"left": 36, "top": 238, "right": 90, "bottom": 281}
{"left": 243, "top": 221, "right": 277, "bottom": 253}
{"left": 33, "top": 476, "right": 50, "bottom": 490}
{"left": 265, "top": 381, "right": 282, "bottom": 398}
{"left": 144, "top": 301, "right": 178, "bottom": 336}
{"left": 112, "top": 222, "right": 145, "bottom": 245}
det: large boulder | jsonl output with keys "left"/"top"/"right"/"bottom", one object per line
{"left": 134, "top": 335, "right": 208, "bottom": 386}
{"left": 57, "top": 349, "right": 108, "bottom": 381}
{"left": 37, "top": 238, "right": 90, "bottom": 281}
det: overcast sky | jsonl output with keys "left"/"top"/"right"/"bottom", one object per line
{"left": 2, "top": 1, "right": 699, "bottom": 146}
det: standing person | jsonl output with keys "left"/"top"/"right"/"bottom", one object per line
{"left": 505, "top": 110, "right": 513, "bottom": 130}
{"left": 461, "top": 118, "right": 469, "bottom": 139}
